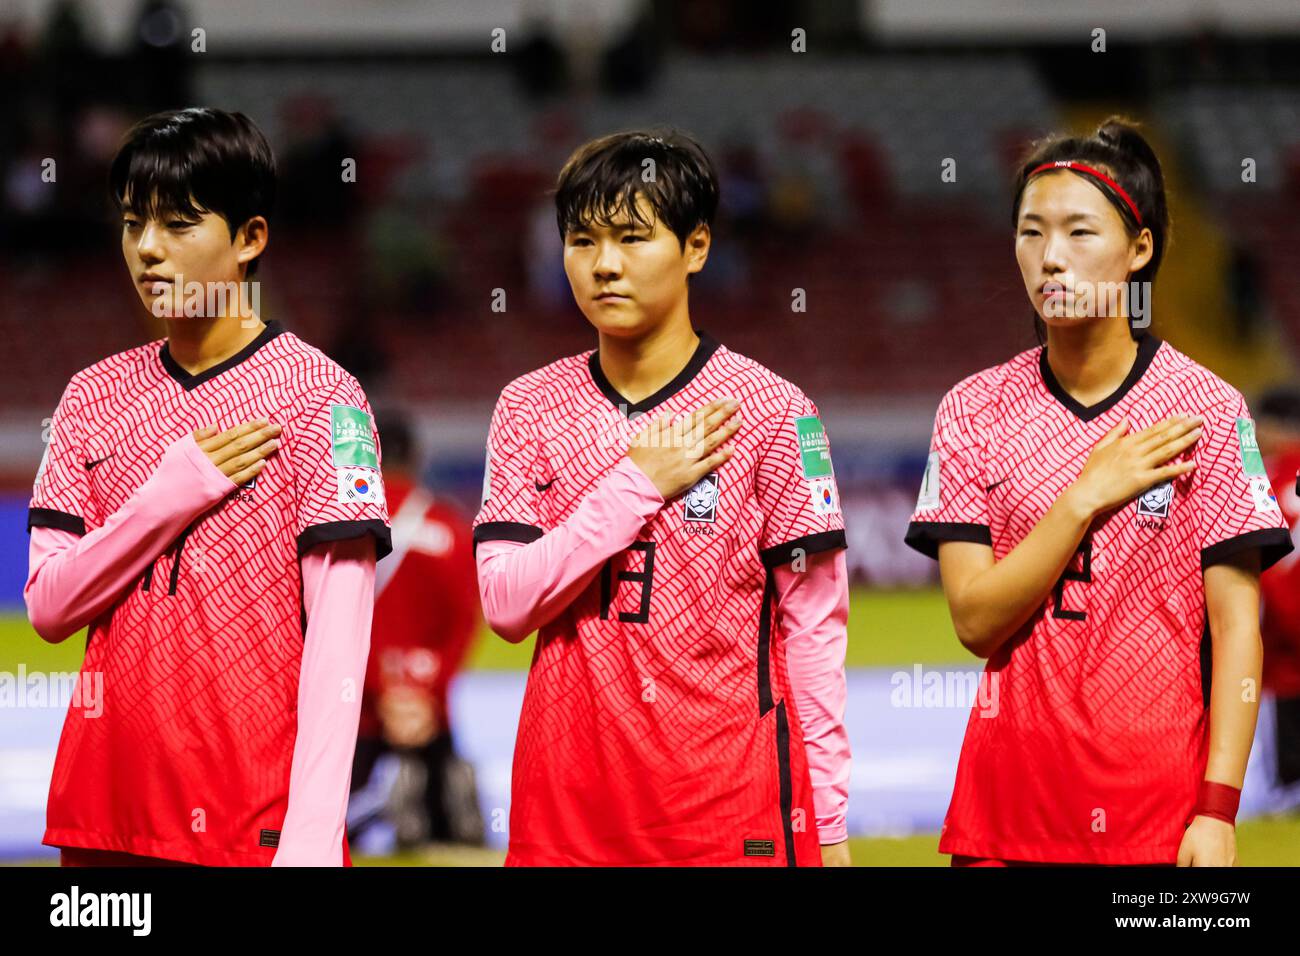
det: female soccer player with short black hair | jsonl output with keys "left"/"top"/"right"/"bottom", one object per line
{"left": 473, "top": 130, "right": 852, "bottom": 866}
{"left": 905, "top": 118, "right": 1293, "bottom": 866}
{"left": 26, "top": 108, "right": 391, "bottom": 866}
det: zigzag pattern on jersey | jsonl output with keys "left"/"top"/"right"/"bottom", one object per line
{"left": 476, "top": 339, "right": 844, "bottom": 864}
{"left": 908, "top": 337, "right": 1291, "bottom": 862}
{"left": 34, "top": 323, "right": 391, "bottom": 863}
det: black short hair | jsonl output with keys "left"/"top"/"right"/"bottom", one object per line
{"left": 554, "top": 129, "right": 719, "bottom": 248}
{"left": 110, "top": 107, "right": 276, "bottom": 276}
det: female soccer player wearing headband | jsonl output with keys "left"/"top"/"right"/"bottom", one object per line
{"left": 905, "top": 118, "right": 1293, "bottom": 866}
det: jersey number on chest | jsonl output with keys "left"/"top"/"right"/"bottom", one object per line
{"left": 1051, "top": 536, "right": 1094, "bottom": 621}
{"left": 140, "top": 520, "right": 199, "bottom": 596}
{"left": 599, "top": 540, "right": 656, "bottom": 623}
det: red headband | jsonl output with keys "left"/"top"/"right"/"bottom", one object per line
{"left": 1027, "top": 160, "right": 1144, "bottom": 226}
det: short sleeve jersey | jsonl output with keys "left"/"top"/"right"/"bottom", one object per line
{"left": 474, "top": 331, "right": 847, "bottom": 866}
{"left": 29, "top": 320, "right": 392, "bottom": 865}
{"left": 904, "top": 334, "right": 1293, "bottom": 864}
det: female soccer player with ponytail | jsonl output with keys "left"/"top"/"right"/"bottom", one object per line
{"left": 905, "top": 118, "right": 1293, "bottom": 866}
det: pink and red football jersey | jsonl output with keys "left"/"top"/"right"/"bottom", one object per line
{"left": 29, "top": 320, "right": 391, "bottom": 865}
{"left": 905, "top": 333, "right": 1293, "bottom": 864}
{"left": 473, "top": 331, "right": 846, "bottom": 865}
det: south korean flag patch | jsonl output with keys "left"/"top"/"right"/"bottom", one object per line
{"left": 1248, "top": 475, "right": 1280, "bottom": 515}
{"left": 808, "top": 477, "right": 840, "bottom": 516}
{"left": 916, "top": 452, "right": 940, "bottom": 511}
{"left": 337, "top": 468, "right": 384, "bottom": 507}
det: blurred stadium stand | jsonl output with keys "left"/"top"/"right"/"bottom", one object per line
{"left": 2, "top": 53, "right": 1058, "bottom": 410}
{"left": 0, "top": 4, "right": 1297, "bottom": 573}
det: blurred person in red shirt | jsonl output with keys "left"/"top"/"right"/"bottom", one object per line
{"left": 1258, "top": 388, "right": 1300, "bottom": 786}
{"left": 349, "top": 410, "right": 485, "bottom": 847}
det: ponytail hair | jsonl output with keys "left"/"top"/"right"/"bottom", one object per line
{"left": 1011, "top": 116, "right": 1171, "bottom": 344}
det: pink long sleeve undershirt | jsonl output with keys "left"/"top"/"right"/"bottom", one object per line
{"left": 476, "top": 457, "right": 664, "bottom": 642}
{"left": 772, "top": 548, "right": 850, "bottom": 844}
{"left": 24, "top": 432, "right": 376, "bottom": 867}
{"left": 24, "top": 433, "right": 237, "bottom": 643}
{"left": 475, "top": 456, "right": 851, "bottom": 844}
{"left": 272, "top": 534, "right": 375, "bottom": 867}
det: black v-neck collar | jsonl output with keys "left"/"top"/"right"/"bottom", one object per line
{"left": 1039, "top": 332, "right": 1162, "bottom": 422}
{"left": 588, "top": 329, "right": 722, "bottom": 417}
{"left": 160, "top": 320, "right": 284, "bottom": 391}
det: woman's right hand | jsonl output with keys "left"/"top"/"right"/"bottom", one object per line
{"left": 193, "top": 418, "right": 283, "bottom": 487}
{"left": 627, "top": 398, "right": 742, "bottom": 501}
{"left": 1068, "top": 414, "right": 1202, "bottom": 519}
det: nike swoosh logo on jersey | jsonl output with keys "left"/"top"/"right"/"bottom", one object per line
{"left": 984, "top": 478, "right": 1008, "bottom": 493}
{"left": 535, "top": 478, "right": 556, "bottom": 492}
{"left": 85, "top": 454, "right": 115, "bottom": 470}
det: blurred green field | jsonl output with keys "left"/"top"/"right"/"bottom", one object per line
{"left": 348, "top": 817, "right": 1300, "bottom": 867}
{"left": 4, "top": 591, "right": 1298, "bottom": 867}
{"left": 0, "top": 586, "right": 968, "bottom": 676}
{"left": 10, "top": 819, "right": 1299, "bottom": 866}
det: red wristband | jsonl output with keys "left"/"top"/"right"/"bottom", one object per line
{"left": 1188, "top": 780, "right": 1241, "bottom": 827}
